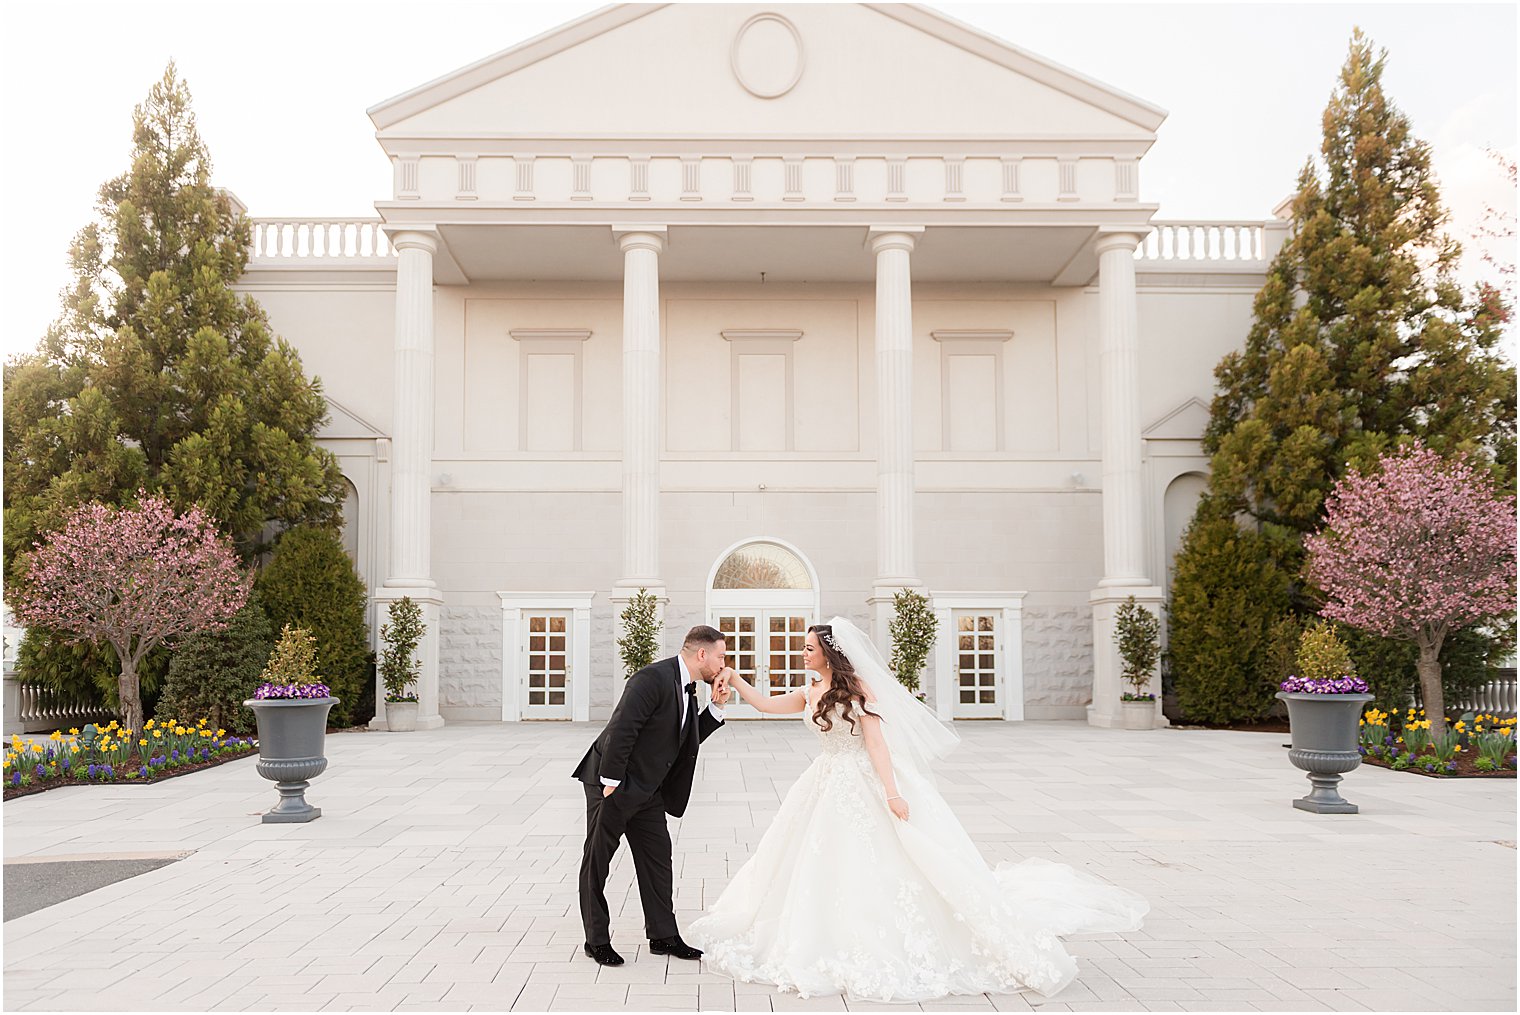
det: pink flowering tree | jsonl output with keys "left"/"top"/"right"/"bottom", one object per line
{"left": 10, "top": 494, "right": 252, "bottom": 736}
{"left": 1305, "top": 444, "right": 1517, "bottom": 719}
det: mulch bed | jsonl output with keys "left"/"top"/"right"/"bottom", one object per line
{"left": 3, "top": 747, "right": 258, "bottom": 802}
{"left": 1170, "top": 718, "right": 1292, "bottom": 734}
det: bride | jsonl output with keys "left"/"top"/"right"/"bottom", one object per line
{"left": 688, "top": 617, "right": 1149, "bottom": 1003}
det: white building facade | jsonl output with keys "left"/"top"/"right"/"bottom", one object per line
{"left": 238, "top": 4, "right": 1285, "bottom": 729}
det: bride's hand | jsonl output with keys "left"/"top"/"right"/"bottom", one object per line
{"left": 888, "top": 796, "right": 909, "bottom": 821}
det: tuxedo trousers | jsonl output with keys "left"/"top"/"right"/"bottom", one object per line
{"left": 580, "top": 783, "right": 677, "bottom": 945}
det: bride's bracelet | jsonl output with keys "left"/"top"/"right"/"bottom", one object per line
{"left": 887, "top": 795, "right": 904, "bottom": 802}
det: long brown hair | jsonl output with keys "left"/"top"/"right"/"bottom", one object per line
{"left": 809, "top": 624, "right": 879, "bottom": 735}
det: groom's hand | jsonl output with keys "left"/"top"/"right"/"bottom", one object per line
{"left": 712, "top": 668, "right": 735, "bottom": 706}
{"left": 603, "top": 785, "right": 615, "bottom": 798}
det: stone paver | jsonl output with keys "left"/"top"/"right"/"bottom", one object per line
{"left": 3, "top": 720, "right": 1514, "bottom": 1012}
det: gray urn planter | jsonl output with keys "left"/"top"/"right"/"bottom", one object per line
{"left": 385, "top": 700, "right": 418, "bottom": 732}
{"left": 244, "top": 696, "right": 337, "bottom": 823}
{"left": 1276, "top": 690, "right": 1374, "bottom": 814}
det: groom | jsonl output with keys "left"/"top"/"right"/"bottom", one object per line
{"left": 572, "top": 625, "right": 733, "bottom": 966}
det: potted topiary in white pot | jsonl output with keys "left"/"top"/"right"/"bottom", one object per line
{"left": 244, "top": 624, "right": 336, "bottom": 823}
{"left": 1275, "top": 621, "right": 1373, "bottom": 813}
{"left": 1115, "top": 596, "right": 1161, "bottom": 730}
{"left": 380, "top": 596, "right": 424, "bottom": 733}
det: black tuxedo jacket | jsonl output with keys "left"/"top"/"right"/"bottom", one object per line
{"left": 571, "top": 655, "right": 724, "bottom": 818}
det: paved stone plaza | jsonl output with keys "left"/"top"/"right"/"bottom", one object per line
{"left": 3, "top": 720, "right": 1515, "bottom": 1012}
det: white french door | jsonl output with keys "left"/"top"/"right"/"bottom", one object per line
{"left": 522, "top": 611, "right": 573, "bottom": 719}
{"left": 952, "top": 609, "right": 1002, "bottom": 719}
{"left": 712, "top": 610, "right": 813, "bottom": 719}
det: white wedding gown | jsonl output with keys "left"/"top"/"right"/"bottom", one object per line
{"left": 688, "top": 692, "right": 1150, "bottom": 1002}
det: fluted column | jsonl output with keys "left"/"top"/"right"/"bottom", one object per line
{"left": 867, "top": 226, "right": 924, "bottom": 651}
{"left": 614, "top": 227, "right": 665, "bottom": 589}
{"left": 1096, "top": 231, "right": 1148, "bottom": 586}
{"left": 1088, "top": 230, "right": 1163, "bottom": 730}
{"left": 387, "top": 230, "right": 438, "bottom": 587}
{"left": 376, "top": 227, "right": 444, "bottom": 731}
{"left": 609, "top": 227, "right": 667, "bottom": 708}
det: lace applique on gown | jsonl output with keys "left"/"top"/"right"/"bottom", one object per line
{"left": 687, "top": 685, "right": 1149, "bottom": 1002}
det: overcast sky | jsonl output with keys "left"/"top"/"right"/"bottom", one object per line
{"left": 1, "top": 1, "right": 1514, "bottom": 361}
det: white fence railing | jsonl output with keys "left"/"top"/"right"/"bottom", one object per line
{"left": 1138, "top": 221, "right": 1270, "bottom": 262}
{"left": 250, "top": 219, "right": 394, "bottom": 260}
{"left": 3, "top": 676, "right": 115, "bottom": 736}
{"left": 243, "top": 217, "right": 1282, "bottom": 266}
{"left": 1417, "top": 671, "right": 1518, "bottom": 718}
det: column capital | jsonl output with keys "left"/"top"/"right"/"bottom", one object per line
{"left": 383, "top": 225, "right": 440, "bottom": 255}
{"left": 1094, "top": 230, "right": 1145, "bottom": 256}
{"left": 867, "top": 226, "right": 924, "bottom": 254}
{"left": 613, "top": 225, "right": 667, "bottom": 254}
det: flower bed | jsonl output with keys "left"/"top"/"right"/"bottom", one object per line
{"left": 1358, "top": 708, "right": 1516, "bottom": 779}
{"left": 3, "top": 717, "right": 255, "bottom": 800}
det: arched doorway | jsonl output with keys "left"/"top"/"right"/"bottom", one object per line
{"left": 706, "top": 539, "right": 820, "bottom": 720}
{"left": 1163, "top": 472, "right": 1208, "bottom": 596}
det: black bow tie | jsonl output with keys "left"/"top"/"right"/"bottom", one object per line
{"left": 684, "top": 682, "right": 697, "bottom": 698}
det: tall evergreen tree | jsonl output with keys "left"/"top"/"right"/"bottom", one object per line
{"left": 1169, "top": 30, "right": 1516, "bottom": 720}
{"left": 3, "top": 64, "right": 344, "bottom": 703}
{"left": 1207, "top": 29, "right": 1513, "bottom": 530}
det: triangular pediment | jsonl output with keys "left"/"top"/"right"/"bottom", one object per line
{"left": 370, "top": 3, "right": 1166, "bottom": 140}
{"left": 319, "top": 397, "right": 386, "bottom": 440}
{"left": 1143, "top": 397, "right": 1211, "bottom": 441}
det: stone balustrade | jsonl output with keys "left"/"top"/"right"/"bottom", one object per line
{"left": 1138, "top": 221, "right": 1269, "bottom": 262}
{"left": 250, "top": 219, "right": 394, "bottom": 260}
{"left": 245, "top": 216, "right": 1279, "bottom": 267}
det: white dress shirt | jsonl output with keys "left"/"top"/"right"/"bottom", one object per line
{"left": 601, "top": 656, "right": 725, "bottom": 788}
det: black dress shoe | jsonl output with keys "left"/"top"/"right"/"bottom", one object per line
{"left": 583, "top": 942, "right": 625, "bottom": 966}
{"left": 649, "top": 934, "right": 703, "bottom": 960}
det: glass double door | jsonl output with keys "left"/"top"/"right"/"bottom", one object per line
{"left": 713, "top": 611, "right": 813, "bottom": 719}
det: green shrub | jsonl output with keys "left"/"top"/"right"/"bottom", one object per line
{"left": 260, "top": 625, "right": 322, "bottom": 686}
{"left": 1166, "top": 510, "right": 1291, "bottom": 724}
{"left": 156, "top": 593, "right": 274, "bottom": 736}
{"left": 1295, "top": 622, "right": 1356, "bottom": 682}
{"left": 255, "top": 525, "right": 372, "bottom": 727}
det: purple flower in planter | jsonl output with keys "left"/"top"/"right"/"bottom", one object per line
{"left": 34, "top": 764, "right": 46, "bottom": 778}
{"left": 10, "top": 772, "right": 20, "bottom": 787}
{"left": 200, "top": 747, "right": 210, "bottom": 760}
{"left": 87, "top": 764, "right": 98, "bottom": 778}
{"left": 170, "top": 749, "right": 179, "bottom": 762}
{"left": 1279, "top": 674, "right": 1370, "bottom": 694}
{"left": 252, "top": 682, "right": 333, "bottom": 700}
{"left": 102, "top": 764, "right": 114, "bottom": 778}
{"left": 139, "top": 765, "right": 150, "bottom": 778}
